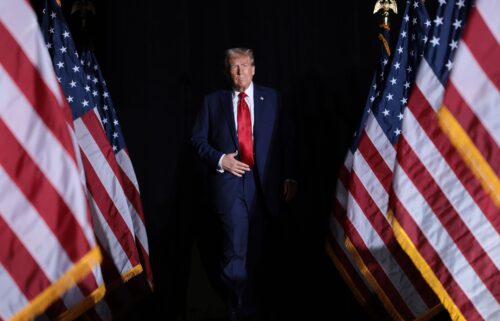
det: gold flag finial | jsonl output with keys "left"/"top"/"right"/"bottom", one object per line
{"left": 373, "top": 0, "right": 398, "bottom": 29}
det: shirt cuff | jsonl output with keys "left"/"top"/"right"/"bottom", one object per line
{"left": 216, "top": 154, "right": 225, "bottom": 173}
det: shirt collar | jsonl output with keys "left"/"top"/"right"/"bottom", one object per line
{"left": 232, "top": 82, "right": 254, "bottom": 100}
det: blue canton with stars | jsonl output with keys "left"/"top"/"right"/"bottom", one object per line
{"left": 41, "top": 0, "right": 126, "bottom": 153}
{"left": 351, "top": 0, "right": 430, "bottom": 152}
{"left": 422, "top": 0, "right": 472, "bottom": 85}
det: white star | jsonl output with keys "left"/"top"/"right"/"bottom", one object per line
{"left": 81, "top": 59, "right": 85, "bottom": 65}
{"left": 397, "top": 46, "right": 404, "bottom": 54}
{"left": 93, "top": 77, "right": 98, "bottom": 84}
{"left": 453, "top": 19, "right": 462, "bottom": 29}
{"left": 67, "top": 96, "right": 74, "bottom": 103}
{"left": 449, "top": 40, "right": 459, "bottom": 50}
{"left": 56, "top": 61, "right": 64, "bottom": 68}
{"left": 113, "top": 132, "right": 119, "bottom": 138}
{"left": 49, "top": 27, "right": 55, "bottom": 34}
{"left": 434, "top": 16, "right": 444, "bottom": 26}
{"left": 438, "top": 0, "right": 446, "bottom": 5}
{"left": 82, "top": 100, "right": 89, "bottom": 107}
{"left": 394, "top": 128, "right": 401, "bottom": 136}
{"left": 425, "top": 20, "right": 431, "bottom": 27}
{"left": 103, "top": 92, "right": 109, "bottom": 98}
{"left": 69, "top": 80, "right": 77, "bottom": 87}
{"left": 103, "top": 105, "right": 109, "bottom": 111}
{"left": 43, "top": 8, "right": 46, "bottom": 14}
{"left": 394, "top": 62, "right": 401, "bottom": 70}
{"left": 59, "top": 46, "right": 67, "bottom": 54}
{"left": 102, "top": 118, "right": 108, "bottom": 124}
{"left": 404, "top": 82, "right": 410, "bottom": 89}
{"left": 412, "top": 34, "right": 416, "bottom": 41}
{"left": 401, "top": 31, "right": 407, "bottom": 38}
{"left": 87, "top": 75, "right": 91, "bottom": 80}
{"left": 446, "top": 60, "right": 454, "bottom": 70}
{"left": 430, "top": 36, "right": 440, "bottom": 47}
{"left": 390, "top": 77, "right": 397, "bottom": 85}
{"left": 383, "top": 109, "right": 390, "bottom": 116}
{"left": 386, "top": 93, "right": 394, "bottom": 101}
{"left": 92, "top": 90, "right": 98, "bottom": 97}
{"left": 112, "top": 145, "right": 118, "bottom": 151}
{"left": 412, "top": 18, "right": 418, "bottom": 25}
{"left": 401, "top": 97, "right": 408, "bottom": 104}
{"left": 372, "top": 84, "right": 377, "bottom": 90}
{"left": 84, "top": 85, "right": 90, "bottom": 92}
{"left": 57, "top": 77, "right": 61, "bottom": 83}
{"left": 404, "top": 15, "right": 410, "bottom": 22}
{"left": 456, "top": 0, "right": 465, "bottom": 9}
{"left": 63, "top": 31, "right": 70, "bottom": 38}
{"left": 423, "top": 35, "right": 428, "bottom": 43}
{"left": 72, "top": 65, "right": 80, "bottom": 72}
{"left": 383, "top": 59, "right": 388, "bottom": 66}
{"left": 50, "top": 11, "right": 56, "bottom": 19}
{"left": 397, "top": 113, "right": 404, "bottom": 120}
{"left": 94, "top": 65, "right": 99, "bottom": 70}
{"left": 113, "top": 119, "right": 119, "bottom": 126}
{"left": 413, "top": 1, "right": 419, "bottom": 8}
{"left": 407, "top": 66, "right": 412, "bottom": 73}
{"left": 46, "top": 42, "right": 52, "bottom": 49}
{"left": 370, "top": 96, "right": 375, "bottom": 102}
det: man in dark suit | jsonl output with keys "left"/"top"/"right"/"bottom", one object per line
{"left": 191, "top": 48, "right": 297, "bottom": 321}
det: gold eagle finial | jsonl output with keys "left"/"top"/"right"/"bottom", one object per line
{"left": 373, "top": 0, "right": 398, "bottom": 15}
{"left": 374, "top": 0, "right": 398, "bottom": 30}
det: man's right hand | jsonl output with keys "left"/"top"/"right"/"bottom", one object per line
{"left": 221, "top": 151, "right": 251, "bottom": 177}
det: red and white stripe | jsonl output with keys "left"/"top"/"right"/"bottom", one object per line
{"left": 332, "top": 119, "right": 440, "bottom": 320}
{"left": 0, "top": 1, "right": 103, "bottom": 320}
{"left": 115, "top": 149, "right": 153, "bottom": 284}
{"left": 76, "top": 108, "right": 143, "bottom": 280}
{"left": 391, "top": 1, "right": 500, "bottom": 320}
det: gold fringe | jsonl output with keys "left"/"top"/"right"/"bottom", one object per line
{"left": 56, "top": 284, "right": 106, "bottom": 321}
{"left": 437, "top": 106, "right": 500, "bottom": 207}
{"left": 344, "top": 237, "right": 405, "bottom": 321}
{"left": 10, "top": 247, "right": 103, "bottom": 321}
{"left": 389, "top": 210, "right": 466, "bottom": 321}
{"left": 325, "top": 239, "right": 368, "bottom": 307}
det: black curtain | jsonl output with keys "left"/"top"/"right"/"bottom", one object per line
{"left": 64, "top": 0, "right": 414, "bottom": 320}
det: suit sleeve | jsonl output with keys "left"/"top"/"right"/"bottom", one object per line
{"left": 191, "top": 95, "right": 224, "bottom": 170}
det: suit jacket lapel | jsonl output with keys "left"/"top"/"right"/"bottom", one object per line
{"left": 220, "top": 90, "right": 238, "bottom": 148}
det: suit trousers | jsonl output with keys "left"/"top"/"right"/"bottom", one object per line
{"left": 218, "top": 169, "right": 267, "bottom": 318}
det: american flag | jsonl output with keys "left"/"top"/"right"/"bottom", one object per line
{"left": 41, "top": 0, "right": 152, "bottom": 304}
{"left": 0, "top": 1, "right": 104, "bottom": 320}
{"left": 390, "top": 0, "right": 500, "bottom": 320}
{"left": 328, "top": 1, "right": 443, "bottom": 319}
{"left": 79, "top": 49, "right": 154, "bottom": 287}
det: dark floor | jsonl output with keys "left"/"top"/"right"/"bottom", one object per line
{"left": 113, "top": 239, "right": 451, "bottom": 321}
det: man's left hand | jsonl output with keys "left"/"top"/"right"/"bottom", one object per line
{"left": 283, "top": 179, "right": 298, "bottom": 203}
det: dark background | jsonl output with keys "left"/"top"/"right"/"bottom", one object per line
{"left": 54, "top": 0, "right": 447, "bottom": 320}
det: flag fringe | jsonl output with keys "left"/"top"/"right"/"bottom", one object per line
{"left": 389, "top": 210, "right": 466, "bottom": 321}
{"left": 9, "top": 246, "right": 103, "bottom": 321}
{"left": 437, "top": 105, "right": 500, "bottom": 207}
{"left": 344, "top": 237, "right": 405, "bottom": 321}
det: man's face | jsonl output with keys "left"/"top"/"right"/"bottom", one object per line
{"left": 228, "top": 55, "right": 255, "bottom": 92}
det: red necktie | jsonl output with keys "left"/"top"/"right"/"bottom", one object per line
{"left": 237, "top": 92, "right": 254, "bottom": 167}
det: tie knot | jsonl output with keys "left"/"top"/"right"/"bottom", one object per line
{"left": 238, "top": 92, "right": 247, "bottom": 99}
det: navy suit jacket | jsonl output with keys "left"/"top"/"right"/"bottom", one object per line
{"left": 191, "top": 84, "right": 295, "bottom": 216}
